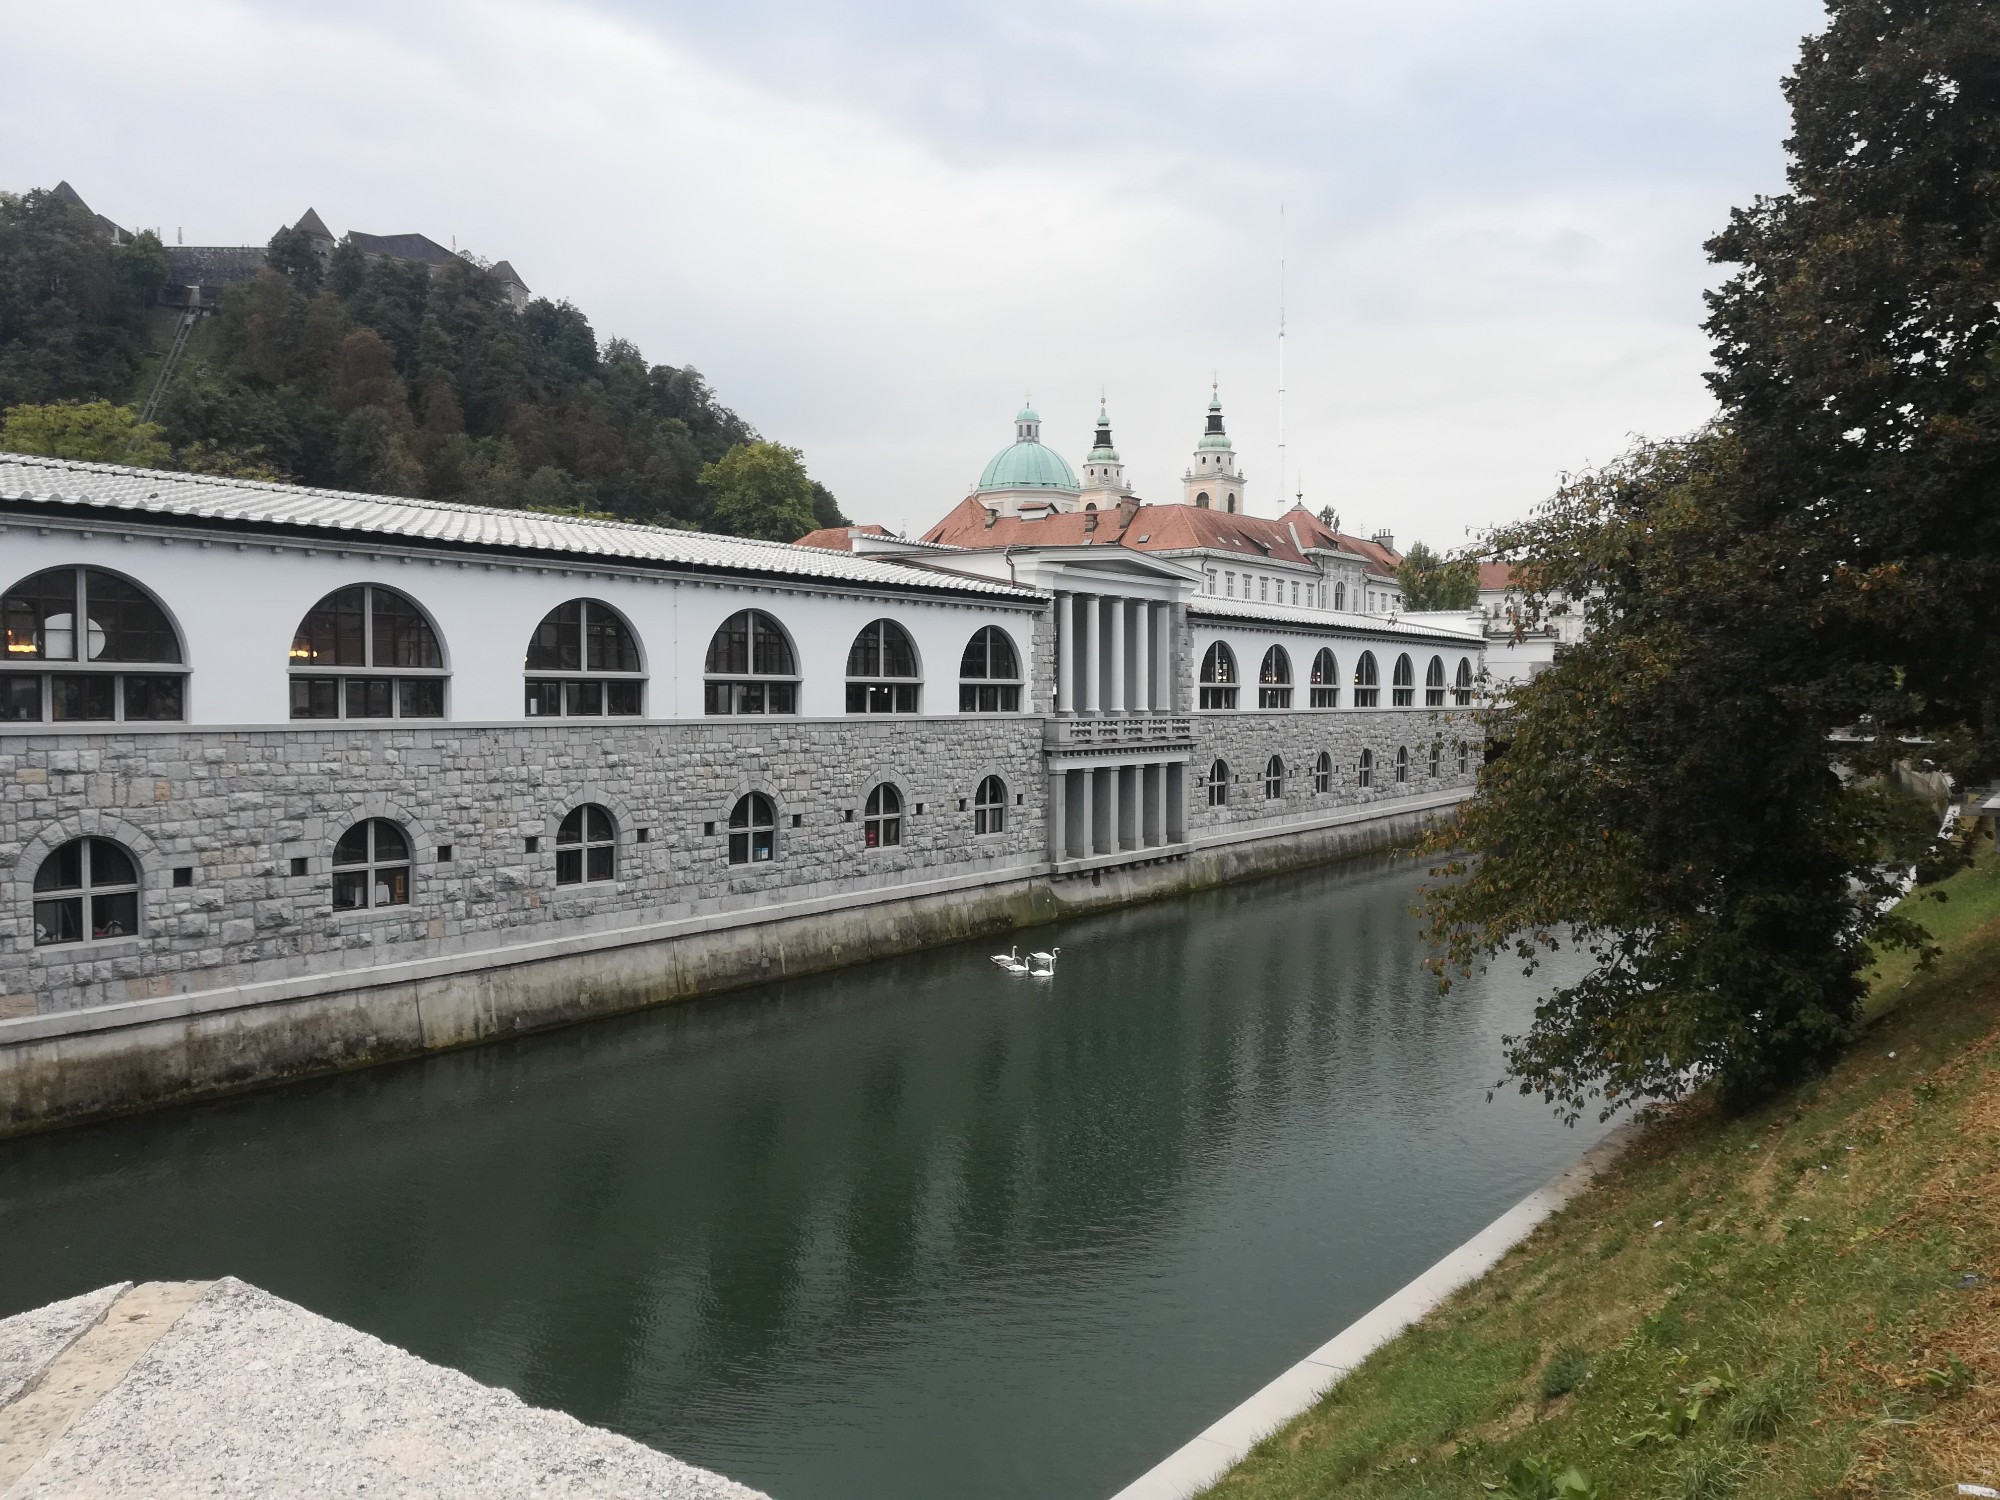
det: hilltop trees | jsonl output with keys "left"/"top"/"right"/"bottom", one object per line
{"left": 0, "top": 191, "right": 848, "bottom": 540}
{"left": 1395, "top": 541, "right": 1478, "bottom": 611}
{"left": 1427, "top": 0, "right": 1996, "bottom": 1121}
{"left": 701, "top": 442, "right": 820, "bottom": 542}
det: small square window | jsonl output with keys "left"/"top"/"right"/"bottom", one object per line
{"left": 290, "top": 856, "right": 309, "bottom": 877}
{"left": 636, "top": 827, "right": 650, "bottom": 843}
{"left": 703, "top": 821, "right": 716, "bottom": 837}
{"left": 1016, "top": 793, "right": 1024, "bottom": 805}
{"left": 172, "top": 866, "right": 193, "bottom": 887}
{"left": 915, "top": 803, "right": 925, "bottom": 816}
{"left": 525, "top": 836, "right": 540, "bottom": 854}
{"left": 843, "top": 809, "right": 854, "bottom": 822}
{"left": 958, "top": 798, "right": 968, "bottom": 812}
{"left": 437, "top": 844, "right": 454, "bottom": 863}
{"left": 791, "top": 813, "right": 803, "bottom": 828}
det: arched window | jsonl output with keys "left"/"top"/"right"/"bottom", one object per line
{"left": 1392, "top": 653, "right": 1415, "bottom": 707}
{"left": 556, "top": 804, "right": 616, "bottom": 884}
{"left": 1357, "top": 747, "right": 1374, "bottom": 789}
{"left": 1425, "top": 655, "right": 1446, "bottom": 707}
{"left": 332, "top": 819, "right": 410, "bottom": 910}
{"left": 290, "top": 585, "right": 445, "bottom": 720}
{"left": 1395, "top": 745, "right": 1410, "bottom": 783}
{"left": 3, "top": 567, "right": 185, "bottom": 724}
{"left": 1454, "top": 658, "right": 1475, "bottom": 706}
{"left": 728, "top": 793, "right": 777, "bottom": 863}
{"left": 1195, "top": 491, "right": 1211, "bottom": 508}
{"left": 705, "top": 611, "right": 797, "bottom": 715}
{"left": 1309, "top": 648, "right": 1339, "bottom": 708}
{"left": 1313, "top": 750, "right": 1333, "bottom": 793}
{"left": 1207, "top": 759, "right": 1229, "bottom": 807}
{"left": 846, "top": 619, "right": 920, "bottom": 713}
{"left": 1333, "top": 582, "right": 1346, "bottom": 611}
{"left": 1258, "top": 646, "right": 1292, "bottom": 708}
{"left": 1226, "top": 493, "right": 1238, "bottom": 513}
{"left": 1199, "top": 642, "right": 1238, "bottom": 709}
{"left": 1264, "top": 754, "right": 1285, "bottom": 799}
{"left": 959, "top": 626, "right": 1021, "bottom": 712}
{"left": 1458, "top": 740, "right": 1471, "bottom": 774}
{"left": 1352, "top": 651, "right": 1380, "bottom": 707}
{"left": 863, "top": 783, "right": 902, "bottom": 847}
{"left": 32, "top": 837, "right": 139, "bottom": 946}
{"left": 974, "top": 775, "right": 1007, "bottom": 834}
{"left": 1429, "top": 742, "right": 1442, "bottom": 778}
{"left": 525, "top": 600, "right": 642, "bottom": 717}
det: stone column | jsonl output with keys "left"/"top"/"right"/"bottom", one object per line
{"left": 1150, "top": 604, "right": 1170, "bottom": 712}
{"left": 1048, "top": 769, "right": 1067, "bottom": 862}
{"left": 1134, "top": 601, "right": 1153, "bottom": 713}
{"left": 1166, "top": 761, "right": 1186, "bottom": 843}
{"left": 1077, "top": 768, "right": 1094, "bottom": 857}
{"left": 1077, "top": 596, "right": 1097, "bottom": 714}
{"left": 1092, "top": 767, "right": 1113, "bottom": 855}
{"left": 1108, "top": 597, "right": 1127, "bottom": 715}
{"left": 1055, "top": 593, "right": 1074, "bottom": 714}
{"left": 1147, "top": 763, "right": 1166, "bottom": 846}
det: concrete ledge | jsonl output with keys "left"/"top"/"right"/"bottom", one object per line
{"left": 1106, "top": 1122, "right": 1639, "bottom": 1500}
{"left": 1, "top": 796, "right": 1465, "bottom": 1137}
{"left": 0, "top": 1280, "right": 764, "bottom": 1498}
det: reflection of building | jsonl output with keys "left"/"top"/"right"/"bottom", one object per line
{"left": 0, "top": 418, "right": 1477, "bottom": 1127}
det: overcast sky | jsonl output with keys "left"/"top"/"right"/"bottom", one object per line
{"left": 4, "top": 0, "right": 1825, "bottom": 547}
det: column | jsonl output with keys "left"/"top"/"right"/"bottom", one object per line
{"left": 1134, "top": 601, "right": 1153, "bottom": 713}
{"left": 1118, "top": 764, "right": 1138, "bottom": 850}
{"left": 1055, "top": 593, "right": 1074, "bottom": 714}
{"left": 1076, "top": 769, "right": 1095, "bottom": 858}
{"left": 1166, "top": 762, "right": 1186, "bottom": 843}
{"left": 1077, "top": 596, "right": 1098, "bottom": 714}
{"left": 1147, "top": 763, "right": 1167, "bottom": 846}
{"left": 1092, "top": 768, "right": 1114, "bottom": 854}
{"left": 1150, "top": 604, "right": 1170, "bottom": 712}
{"left": 1108, "top": 597, "right": 1127, "bottom": 715}
{"left": 1047, "top": 769, "right": 1067, "bottom": 862}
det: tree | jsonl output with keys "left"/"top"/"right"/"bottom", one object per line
{"left": 809, "top": 480, "right": 850, "bottom": 530}
{"left": 1425, "top": 0, "right": 1993, "bottom": 1122}
{"left": 0, "top": 400, "right": 170, "bottom": 465}
{"left": 0, "top": 190, "right": 164, "bottom": 410}
{"left": 700, "top": 441, "right": 819, "bottom": 541}
{"left": 1396, "top": 541, "right": 1478, "bottom": 610}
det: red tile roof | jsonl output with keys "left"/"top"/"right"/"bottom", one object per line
{"left": 1478, "top": 561, "right": 1517, "bottom": 592}
{"left": 796, "top": 524, "right": 892, "bottom": 551}
{"left": 916, "top": 499, "right": 1402, "bottom": 579}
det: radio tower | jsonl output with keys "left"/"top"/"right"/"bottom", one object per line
{"left": 1277, "top": 203, "right": 1287, "bottom": 511}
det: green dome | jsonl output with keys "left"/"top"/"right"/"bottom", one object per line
{"left": 978, "top": 439, "right": 1079, "bottom": 492}
{"left": 1198, "top": 388, "right": 1233, "bottom": 450}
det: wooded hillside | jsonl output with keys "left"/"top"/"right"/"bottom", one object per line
{"left": 0, "top": 187, "right": 846, "bottom": 537}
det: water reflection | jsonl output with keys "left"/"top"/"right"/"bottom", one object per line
{"left": 0, "top": 852, "right": 1604, "bottom": 1500}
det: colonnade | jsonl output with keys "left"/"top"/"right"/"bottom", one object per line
{"left": 1054, "top": 594, "right": 1174, "bottom": 715}
{"left": 1047, "top": 761, "right": 1185, "bottom": 860}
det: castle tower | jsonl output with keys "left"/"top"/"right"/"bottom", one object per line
{"left": 1182, "top": 384, "right": 1245, "bottom": 513}
{"left": 1076, "top": 399, "right": 1131, "bottom": 510}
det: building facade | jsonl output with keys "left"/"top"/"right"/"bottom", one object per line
{"left": 0, "top": 446, "right": 1479, "bottom": 1128}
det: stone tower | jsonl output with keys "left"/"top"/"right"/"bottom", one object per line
{"left": 1076, "top": 399, "right": 1131, "bottom": 511}
{"left": 1182, "top": 385, "right": 1245, "bottom": 513}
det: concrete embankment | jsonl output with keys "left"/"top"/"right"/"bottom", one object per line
{"left": 0, "top": 793, "right": 1463, "bottom": 1137}
{"left": 0, "top": 1279, "right": 765, "bottom": 1499}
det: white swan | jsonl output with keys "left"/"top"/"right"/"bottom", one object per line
{"left": 991, "top": 945, "right": 1027, "bottom": 972}
{"left": 1028, "top": 947, "right": 1060, "bottom": 977}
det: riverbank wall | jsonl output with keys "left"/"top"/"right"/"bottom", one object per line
{"left": 0, "top": 789, "right": 1466, "bottom": 1137}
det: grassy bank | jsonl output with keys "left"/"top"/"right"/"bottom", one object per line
{"left": 1206, "top": 855, "right": 2000, "bottom": 1499}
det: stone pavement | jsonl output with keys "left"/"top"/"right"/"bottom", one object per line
{"left": 0, "top": 1278, "right": 768, "bottom": 1499}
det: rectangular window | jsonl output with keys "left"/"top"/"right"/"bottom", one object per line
{"left": 1259, "top": 687, "right": 1292, "bottom": 708}
{"left": 587, "top": 844, "right": 614, "bottom": 880}
{"left": 525, "top": 680, "right": 563, "bottom": 717}
{"left": 50, "top": 675, "right": 115, "bottom": 721}
{"left": 705, "top": 681, "right": 797, "bottom": 715}
{"left": 1199, "top": 686, "right": 1239, "bottom": 709}
{"left": 1225, "top": 572, "right": 1235, "bottom": 596}
{"left": 555, "top": 847, "right": 582, "bottom": 885}
{"left": 332, "top": 869, "right": 369, "bottom": 911}
{"left": 3, "top": 675, "right": 42, "bottom": 721}
{"left": 122, "top": 675, "right": 184, "bottom": 720}
{"left": 90, "top": 890, "right": 138, "bottom": 938}
{"left": 847, "top": 683, "right": 920, "bottom": 713}
{"left": 1259, "top": 578, "right": 1269, "bottom": 601}
{"left": 564, "top": 679, "right": 604, "bottom": 717}
{"left": 33, "top": 896, "right": 83, "bottom": 946}
{"left": 1310, "top": 687, "right": 1338, "bottom": 708}
{"left": 345, "top": 678, "right": 396, "bottom": 718}
{"left": 291, "top": 678, "right": 340, "bottom": 719}
{"left": 1291, "top": 582, "right": 1299, "bottom": 606}
{"left": 398, "top": 678, "right": 444, "bottom": 718}
{"left": 1205, "top": 570, "right": 1217, "bottom": 594}
{"left": 959, "top": 683, "right": 1021, "bottom": 712}
{"left": 606, "top": 681, "right": 642, "bottom": 715}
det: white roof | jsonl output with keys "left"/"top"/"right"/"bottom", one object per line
{"left": 1189, "top": 595, "right": 1482, "bottom": 642}
{"left": 0, "top": 454, "right": 1038, "bottom": 601}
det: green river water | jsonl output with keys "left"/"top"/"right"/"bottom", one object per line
{"left": 0, "top": 852, "right": 1608, "bottom": 1499}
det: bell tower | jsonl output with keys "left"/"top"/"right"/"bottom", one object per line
{"left": 1182, "top": 384, "right": 1245, "bottom": 513}
{"left": 1077, "top": 398, "right": 1130, "bottom": 509}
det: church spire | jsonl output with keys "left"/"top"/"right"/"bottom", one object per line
{"left": 1183, "top": 382, "right": 1245, "bottom": 513}
{"left": 1078, "top": 392, "right": 1128, "bottom": 506}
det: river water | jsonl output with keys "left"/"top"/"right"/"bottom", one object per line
{"left": 0, "top": 853, "right": 1607, "bottom": 1500}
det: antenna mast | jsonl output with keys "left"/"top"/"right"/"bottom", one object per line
{"left": 1277, "top": 203, "right": 1287, "bottom": 512}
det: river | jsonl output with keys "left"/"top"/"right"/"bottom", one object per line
{"left": 0, "top": 852, "right": 1609, "bottom": 1500}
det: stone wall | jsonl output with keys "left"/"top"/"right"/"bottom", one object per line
{"left": 2, "top": 716, "right": 1045, "bottom": 1016}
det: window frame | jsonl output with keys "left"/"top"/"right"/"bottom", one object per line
{"left": 1396, "top": 745, "right": 1410, "bottom": 783}
{"left": 1206, "top": 758, "right": 1229, "bottom": 807}
{"left": 2, "top": 566, "right": 188, "bottom": 727}
{"left": 1357, "top": 747, "right": 1374, "bottom": 789}
{"left": 1454, "top": 658, "right": 1475, "bottom": 706}
{"left": 1352, "top": 651, "right": 1380, "bottom": 707}
{"left": 1199, "top": 641, "right": 1239, "bottom": 710}
{"left": 31, "top": 836, "right": 142, "bottom": 947}
{"left": 1308, "top": 647, "right": 1339, "bottom": 708}
{"left": 973, "top": 775, "right": 1007, "bottom": 835}
{"left": 958, "top": 626, "right": 1022, "bottom": 713}
{"left": 555, "top": 803, "right": 618, "bottom": 885}
{"left": 864, "top": 783, "right": 903, "bottom": 848}
{"left": 727, "top": 792, "right": 778, "bottom": 864}
{"left": 289, "top": 584, "right": 448, "bottom": 722}
{"left": 1257, "top": 645, "right": 1292, "bottom": 709}
{"left": 525, "top": 599, "right": 645, "bottom": 719}
{"left": 1313, "top": 750, "right": 1332, "bottom": 793}
{"left": 331, "top": 818, "right": 413, "bottom": 911}
{"left": 704, "top": 611, "right": 800, "bottom": 717}
{"left": 1392, "top": 653, "right": 1415, "bottom": 707}
{"left": 846, "top": 618, "right": 922, "bottom": 715}
{"left": 1264, "top": 754, "right": 1284, "bottom": 800}
{"left": 1425, "top": 655, "right": 1446, "bottom": 707}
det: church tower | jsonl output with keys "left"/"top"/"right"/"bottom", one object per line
{"left": 1076, "top": 399, "right": 1131, "bottom": 510}
{"left": 1182, "top": 385, "right": 1245, "bottom": 513}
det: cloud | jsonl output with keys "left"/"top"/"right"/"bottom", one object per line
{"left": 0, "top": 0, "right": 1825, "bottom": 545}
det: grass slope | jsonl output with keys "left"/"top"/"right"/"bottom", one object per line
{"left": 1206, "top": 855, "right": 2000, "bottom": 1499}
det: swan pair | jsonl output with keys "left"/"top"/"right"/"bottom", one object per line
{"left": 989, "top": 945, "right": 1060, "bottom": 977}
